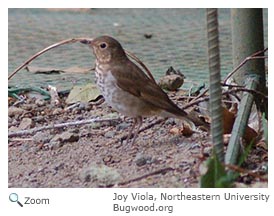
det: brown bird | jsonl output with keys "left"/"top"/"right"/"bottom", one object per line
{"left": 81, "top": 35, "right": 197, "bottom": 144}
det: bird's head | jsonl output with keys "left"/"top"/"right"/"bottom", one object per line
{"left": 81, "top": 35, "right": 127, "bottom": 64}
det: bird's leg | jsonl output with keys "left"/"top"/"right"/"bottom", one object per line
{"left": 130, "top": 116, "right": 143, "bottom": 145}
{"left": 125, "top": 118, "right": 137, "bottom": 144}
{"left": 125, "top": 116, "right": 143, "bottom": 145}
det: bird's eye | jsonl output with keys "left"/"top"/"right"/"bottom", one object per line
{"left": 99, "top": 43, "right": 107, "bottom": 49}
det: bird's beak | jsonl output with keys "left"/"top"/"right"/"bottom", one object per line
{"left": 80, "top": 38, "right": 93, "bottom": 45}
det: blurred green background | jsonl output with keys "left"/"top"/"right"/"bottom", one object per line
{"left": 8, "top": 8, "right": 268, "bottom": 90}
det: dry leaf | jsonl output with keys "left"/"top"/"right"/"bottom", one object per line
{"left": 169, "top": 123, "right": 194, "bottom": 136}
{"left": 223, "top": 107, "right": 258, "bottom": 144}
{"left": 243, "top": 126, "right": 258, "bottom": 144}
{"left": 223, "top": 107, "right": 235, "bottom": 134}
{"left": 66, "top": 83, "right": 101, "bottom": 104}
{"left": 169, "top": 127, "right": 180, "bottom": 135}
{"left": 181, "top": 123, "right": 194, "bottom": 136}
{"left": 256, "top": 141, "right": 267, "bottom": 150}
{"left": 26, "top": 65, "right": 92, "bottom": 74}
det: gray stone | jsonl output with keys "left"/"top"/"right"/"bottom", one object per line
{"left": 33, "top": 131, "right": 52, "bottom": 144}
{"left": 48, "top": 131, "right": 79, "bottom": 149}
{"left": 52, "top": 108, "right": 63, "bottom": 115}
{"left": 35, "top": 98, "right": 46, "bottom": 107}
{"left": 104, "top": 131, "right": 116, "bottom": 138}
{"left": 80, "top": 164, "right": 121, "bottom": 187}
{"left": 18, "top": 118, "right": 33, "bottom": 130}
{"left": 116, "top": 122, "right": 130, "bottom": 131}
{"left": 52, "top": 131, "right": 80, "bottom": 143}
{"left": 8, "top": 107, "right": 24, "bottom": 117}
{"left": 134, "top": 153, "right": 153, "bottom": 166}
{"left": 158, "top": 74, "right": 184, "bottom": 91}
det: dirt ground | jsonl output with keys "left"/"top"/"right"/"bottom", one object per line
{"left": 8, "top": 92, "right": 267, "bottom": 188}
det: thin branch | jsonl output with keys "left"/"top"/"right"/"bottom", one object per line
{"left": 181, "top": 86, "right": 267, "bottom": 110}
{"left": 223, "top": 48, "right": 268, "bottom": 84}
{"left": 182, "top": 88, "right": 209, "bottom": 110}
{"left": 139, "top": 118, "right": 166, "bottom": 134}
{"left": 8, "top": 38, "right": 91, "bottom": 80}
{"left": 9, "top": 38, "right": 156, "bottom": 86}
{"left": 224, "top": 88, "right": 267, "bottom": 100}
{"left": 221, "top": 83, "right": 244, "bottom": 88}
{"left": 225, "top": 164, "right": 267, "bottom": 182}
{"left": 182, "top": 48, "right": 268, "bottom": 110}
{"left": 8, "top": 117, "right": 121, "bottom": 138}
{"left": 117, "top": 167, "right": 175, "bottom": 186}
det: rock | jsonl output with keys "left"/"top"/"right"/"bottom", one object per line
{"left": 8, "top": 107, "right": 24, "bottom": 117}
{"left": 166, "top": 66, "right": 185, "bottom": 76}
{"left": 116, "top": 122, "right": 130, "bottom": 131}
{"left": 48, "top": 131, "right": 80, "bottom": 149}
{"left": 80, "top": 164, "right": 121, "bottom": 187}
{"left": 48, "top": 140, "right": 62, "bottom": 150}
{"left": 52, "top": 108, "right": 63, "bottom": 115}
{"left": 134, "top": 153, "right": 153, "bottom": 166}
{"left": 18, "top": 118, "right": 34, "bottom": 130}
{"left": 35, "top": 98, "right": 46, "bottom": 107}
{"left": 9, "top": 126, "right": 18, "bottom": 133}
{"left": 33, "top": 131, "right": 52, "bottom": 144}
{"left": 21, "top": 104, "right": 33, "bottom": 111}
{"left": 32, "top": 116, "right": 44, "bottom": 123}
{"left": 165, "top": 118, "right": 176, "bottom": 125}
{"left": 158, "top": 74, "right": 184, "bottom": 91}
{"left": 104, "top": 131, "right": 116, "bottom": 138}
{"left": 52, "top": 131, "right": 79, "bottom": 143}
{"left": 90, "top": 122, "right": 102, "bottom": 129}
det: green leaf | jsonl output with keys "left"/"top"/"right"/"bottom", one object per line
{"left": 200, "top": 150, "right": 232, "bottom": 188}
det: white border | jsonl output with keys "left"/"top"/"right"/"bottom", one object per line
{"left": 3, "top": 1, "right": 273, "bottom": 215}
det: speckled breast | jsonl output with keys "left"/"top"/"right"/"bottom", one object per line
{"left": 95, "top": 64, "right": 157, "bottom": 118}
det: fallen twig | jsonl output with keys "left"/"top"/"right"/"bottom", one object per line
{"left": 224, "top": 88, "right": 267, "bottom": 100}
{"left": 182, "top": 48, "right": 268, "bottom": 110}
{"left": 117, "top": 167, "right": 175, "bottom": 186}
{"left": 223, "top": 48, "right": 268, "bottom": 85}
{"left": 8, "top": 38, "right": 90, "bottom": 80}
{"left": 8, "top": 117, "right": 121, "bottom": 138}
{"left": 182, "top": 89, "right": 209, "bottom": 110}
{"left": 225, "top": 164, "right": 268, "bottom": 182}
{"left": 8, "top": 38, "right": 154, "bottom": 85}
{"left": 182, "top": 84, "right": 268, "bottom": 110}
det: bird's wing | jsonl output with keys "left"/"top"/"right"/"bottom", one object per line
{"left": 111, "top": 60, "right": 188, "bottom": 117}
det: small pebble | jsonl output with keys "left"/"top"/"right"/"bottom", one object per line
{"left": 134, "top": 153, "right": 153, "bottom": 166}
{"left": 8, "top": 106, "right": 24, "bottom": 117}
{"left": 116, "top": 122, "right": 130, "bottom": 131}
{"left": 158, "top": 74, "right": 184, "bottom": 91}
{"left": 52, "top": 108, "right": 63, "bottom": 115}
{"left": 104, "top": 131, "right": 116, "bottom": 138}
{"left": 35, "top": 98, "right": 46, "bottom": 107}
{"left": 33, "top": 131, "right": 52, "bottom": 144}
{"left": 80, "top": 164, "right": 121, "bottom": 187}
{"left": 48, "top": 131, "right": 80, "bottom": 149}
{"left": 18, "top": 118, "right": 34, "bottom": 130}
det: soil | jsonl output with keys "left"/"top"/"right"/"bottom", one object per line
{"left": 8, "top": 93, "right": 267, "bottom": 188}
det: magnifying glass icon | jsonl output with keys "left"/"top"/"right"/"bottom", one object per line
{"left": 9, "top": 193, "right": 23, "bottom": 207}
